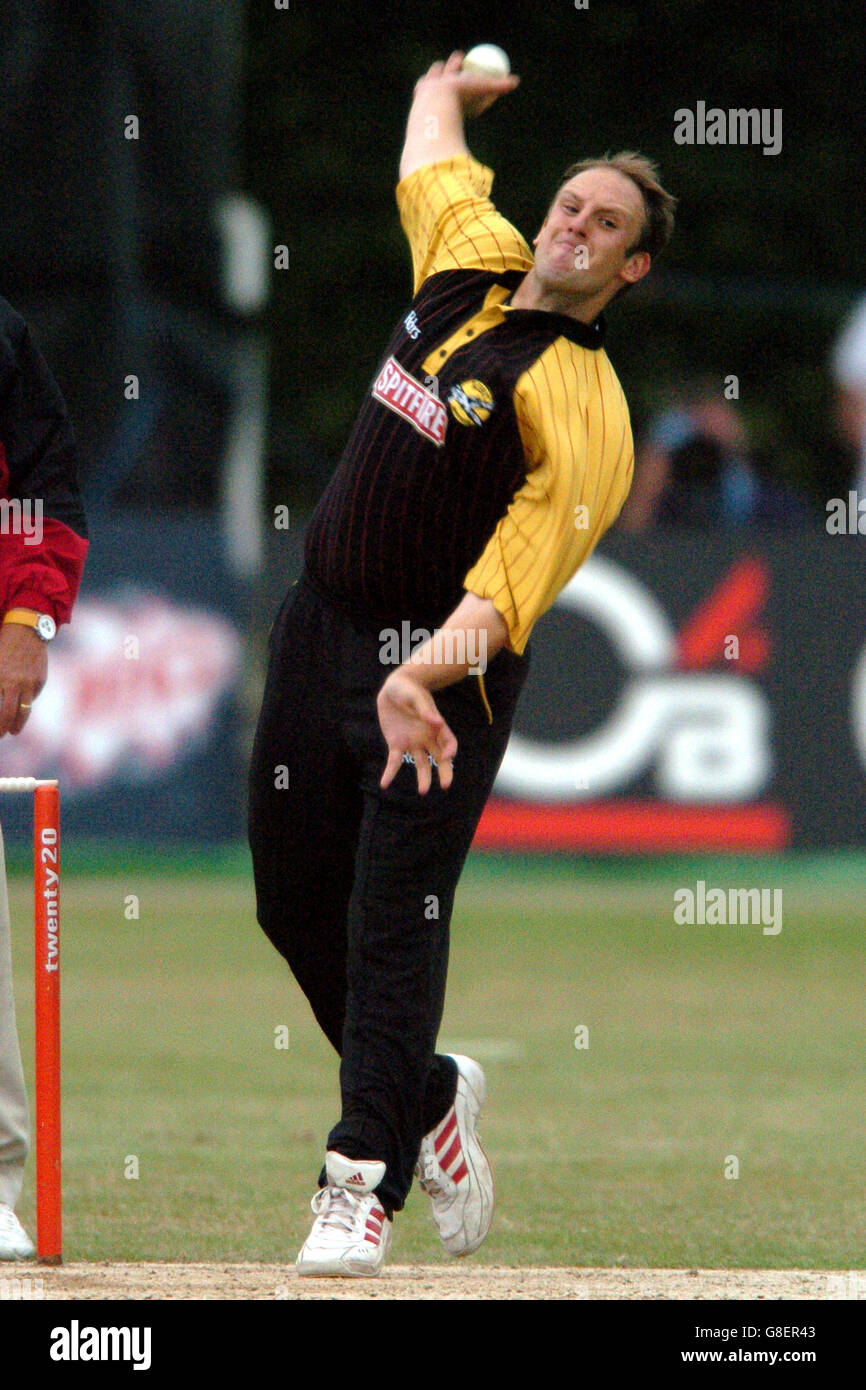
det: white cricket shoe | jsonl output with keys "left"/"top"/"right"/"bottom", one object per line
{"left": 0, "top": 1204, "right": 35, "bottom": 1260}
{"left": 416, "top": 1054, "right": 493, "bottom": 1255}
{"left": 296, "top": 1152, "right": 392, "bottom": 1277}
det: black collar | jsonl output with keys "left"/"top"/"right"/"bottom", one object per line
{"left": 506, "top": 306, "right": 606, "bottom": 350}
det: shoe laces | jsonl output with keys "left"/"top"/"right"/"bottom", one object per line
{"left": 311, "top": 1185, "right": 366, "bottom": 1235}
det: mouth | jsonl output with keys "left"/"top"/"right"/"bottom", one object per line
{"left": 552, "top": 238, "right": 589, "bottom": 269}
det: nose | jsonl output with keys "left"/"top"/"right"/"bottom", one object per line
{"left": 566, "top": 207, "right": 590, "bottom": 236}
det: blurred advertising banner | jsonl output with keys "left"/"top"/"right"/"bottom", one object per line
{"left": 7, "top": 524, "right": 864, "bottom": 850}
{"left": 478, "top": 532, "right": 866, "bottom": 852}
{"left": 0, "top": 518, "right": 245, "bottom": 842}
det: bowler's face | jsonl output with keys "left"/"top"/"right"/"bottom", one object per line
{"left": 533, "top": 167, "right": 648, "bottom": 300}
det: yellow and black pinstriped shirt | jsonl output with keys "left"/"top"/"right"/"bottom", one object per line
{"left": 304, "top": 155, "right": 634, "bottom": 653}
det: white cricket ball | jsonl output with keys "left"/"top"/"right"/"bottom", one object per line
{"left": 461, "top": 44, "right": 511, "bottom": 78}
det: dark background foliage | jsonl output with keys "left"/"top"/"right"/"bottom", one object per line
{"left": 246, "top": 0, "right": 865, "bottom": 512}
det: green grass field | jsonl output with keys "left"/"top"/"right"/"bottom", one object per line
{"left": 7, "top": 849, "right": 865, "bottom": 1269}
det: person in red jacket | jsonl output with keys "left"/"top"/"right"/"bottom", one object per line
{"left": 0, "top": 296, "right": 87, "bottom": 1258}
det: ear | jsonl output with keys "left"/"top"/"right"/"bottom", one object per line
{"left": 620, "top": 250, "right": 651, "bottom": 286}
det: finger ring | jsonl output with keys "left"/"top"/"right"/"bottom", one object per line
{"left": 19, "top": 702, "right": 32, "bottom": 710}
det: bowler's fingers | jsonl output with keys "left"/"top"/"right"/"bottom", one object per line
{"left": 434, "top": 722, "right": 457, "bottom": 789}
{"left": 435, "top": 719, "right": 457, "bottom": 759}
{"left": 380, "top": 748, "right": 404, "bottom": 790}
{"left": 418, "top": 53, "right": 460, "bottom": 88}
{"left": 381, "top": 736, "right": 457, "bottom": 794}
{"left": 413, "top": 749, "right": 433, "bottom": 795}
{"left": 471, "top": 79, "right": 519, "bottom": 115}
{"left": 436, "top": 757, "right": 454, "bottom": 792}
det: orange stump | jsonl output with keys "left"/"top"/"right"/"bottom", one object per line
{"left": 33, "top": 783, "right": 61, "bottom": 1264}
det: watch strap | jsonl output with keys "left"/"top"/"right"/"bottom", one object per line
{"left": 3, "top": 608, "right": 42, "bottom": 629}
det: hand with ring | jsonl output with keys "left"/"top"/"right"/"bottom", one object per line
{"left": 0, "top": 622, "right": 46, "bottom": 736}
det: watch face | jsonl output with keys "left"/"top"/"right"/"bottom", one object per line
{"left": 36, "top": 614, "right": 57, "bottom": 641}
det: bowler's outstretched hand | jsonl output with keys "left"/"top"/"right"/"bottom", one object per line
{"left": 416, "top": 50, "right": 519, "bottom": 119}
{"left": 377, "top": 670, "right": 458, "bottom": 793}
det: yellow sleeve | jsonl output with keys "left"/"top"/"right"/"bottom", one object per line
{"left": 396, "top": 155, "right": 533, "bottom": 295}
{"left": 463, "top": 340, "right": 634, "bottom": 654}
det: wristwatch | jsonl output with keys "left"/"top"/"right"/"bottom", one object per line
{"left": 2, "top": 608, "right": 57, "bottom": 642}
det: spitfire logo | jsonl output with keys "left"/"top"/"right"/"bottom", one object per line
{"left": 372, "top": 357, "right": 447, "bottom": 446}
{"left": 447, "top": 379, "right": 495, "bottom": 427}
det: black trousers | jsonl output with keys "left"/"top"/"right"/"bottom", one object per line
{"left": 248, "top": 574, "right": 529, "bottom": 1214}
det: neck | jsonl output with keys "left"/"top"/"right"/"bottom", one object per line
{"left": 510, "top": 268, "right": 609, "bottom": 325}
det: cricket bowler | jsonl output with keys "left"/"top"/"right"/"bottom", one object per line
{"left": 248, "top": 50, "right": 676, "bottom": 1275}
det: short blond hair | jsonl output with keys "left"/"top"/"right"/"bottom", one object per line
{"left": 557, "top": 152, "right": 677, "bottom": 260}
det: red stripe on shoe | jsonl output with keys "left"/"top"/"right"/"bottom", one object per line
{"left": 450, "top": 1159, "right": 468, "bottom": 1183}
{"left": 439, "top": 1134, "right": 463, "bottom": 1172}
{"left": 435, "top": 1112, "right": 457, "bottom": 1153}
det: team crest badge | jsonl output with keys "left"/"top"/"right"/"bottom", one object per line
{"left": 447, "top": 379, "right": 495, "bottom": 427}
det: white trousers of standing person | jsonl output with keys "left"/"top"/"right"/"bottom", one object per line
{"left": 0, "top": 822, "right": 29, "bottom": 1210}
